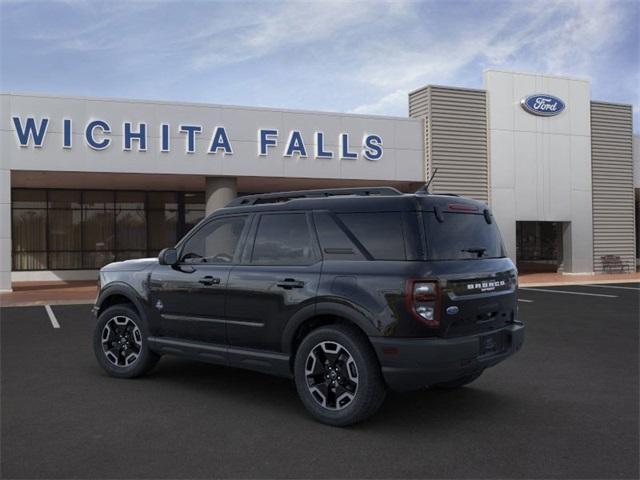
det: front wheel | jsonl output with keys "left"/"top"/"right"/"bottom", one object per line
{"left": 294, "top": 324, "right": 386, "bottom": 427}
{"left": 93, "top": 304, "right": 160, "bottom": 378}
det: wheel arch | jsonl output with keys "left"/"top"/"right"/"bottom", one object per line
{"left": 282, "top": 302, "right": 379, "bottom": 363}
{"left": 95, "top": 282, "right": 148, "bottom": 321}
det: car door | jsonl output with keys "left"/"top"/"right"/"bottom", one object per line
{"left": 148, "top": 214, "right": 250, "bottom": 345}
{"left": 225, "top": 211, "right": 321, "bottom": 352}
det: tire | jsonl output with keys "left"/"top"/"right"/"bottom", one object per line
{"left": 433, "top": 370, "right": 484, "bottom": 389}
{"left": 93, "top": 304, "right": 160, "bottom": 378}
{"left": 294, "top": 324, "right": 386, "bottom": 427}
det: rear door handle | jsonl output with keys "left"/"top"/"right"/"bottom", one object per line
{"left": 276, "top": 278, "right": 305, "bottom": 289}
{"left": 199, "top": 276, "right": 221, "bottom": 286}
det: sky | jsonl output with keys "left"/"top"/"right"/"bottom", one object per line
{"left": 1, "top": 0, "right": 638, "bottom": 129}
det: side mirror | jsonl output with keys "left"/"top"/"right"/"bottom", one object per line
{"left": 158, "top": 247, "right": 178, "bottom": 266}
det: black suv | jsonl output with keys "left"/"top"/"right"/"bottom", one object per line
{"left": 92, "top": 187, "right": 524, "bottom": 426}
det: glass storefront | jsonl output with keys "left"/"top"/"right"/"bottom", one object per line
{"left": 515, "top": 221, "right": 563, "bottom": 273}
{"left": 11, "top": 189, "right": 205, "bottom": 271}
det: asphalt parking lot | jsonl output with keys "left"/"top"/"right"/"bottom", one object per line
{"left": 1, "top": 283, "right": 638, "bottom": 479}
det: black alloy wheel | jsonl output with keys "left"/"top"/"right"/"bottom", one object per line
{"left": 294, "top": 324, "right": 386, "bottom": 426}
{"left": 304, "top": 341, "right": 359, "bottom": 411}
{"left": 93, "top": 304, "right": 160, "bottom": 378}
{"left": 101, "top": 315, "right": 143, "bottom": 367}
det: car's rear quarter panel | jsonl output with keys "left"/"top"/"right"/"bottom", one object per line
{"left": 317, "top": 257, "right": 517, "bottom": 339}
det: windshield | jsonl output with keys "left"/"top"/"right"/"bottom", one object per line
{"left": 423, "top": 212, "right": 505, "bottom": 260}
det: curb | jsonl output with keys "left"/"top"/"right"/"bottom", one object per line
{"left": 1, "top": 300, "right": 95, "bottom": 308}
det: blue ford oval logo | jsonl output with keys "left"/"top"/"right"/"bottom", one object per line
{"left": 521, "top": 94, "right": 566, "bottom": 117}
{"left": 446, "top": 306, "right": 459, "bottom": 315}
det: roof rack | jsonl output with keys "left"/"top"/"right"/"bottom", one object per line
{"left": 226, "top": 187, "right": 403, "bottom": 207}
{"left": 415, "top": 190, "right": 460, "bottom": 197}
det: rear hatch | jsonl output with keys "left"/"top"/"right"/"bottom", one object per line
{"left": 421, "top": 203, "right": 518, "bottom": 339}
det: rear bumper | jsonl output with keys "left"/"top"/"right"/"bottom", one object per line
{"left": 370, "top": 322, "right": 524, "bottom": 391}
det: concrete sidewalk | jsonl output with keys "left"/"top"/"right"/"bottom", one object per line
{"left": 1, "top": 271, "right": 639, "bottom": 307}
{"left": 0, "top": 281, "right": 97, "bottom": 307}
{"left": 519, "top": 271, "right": 640, "bottom": 287}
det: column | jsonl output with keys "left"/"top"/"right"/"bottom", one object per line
{"left": 205, "top": 177, "right": 237, "bottom": 216}
{"left": 0, "top": 169, "right": 11, "bottom": 291}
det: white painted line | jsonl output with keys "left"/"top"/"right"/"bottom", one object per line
{"left": 520, "top": 278, "right": 640, "bottom": 287}
{"left": 579, "top": 284, "right": 640, "bottom": 291}
{"left": 517, "top": 299, "right": 534, "bottom": 303}
{"left": 44, "top": 304, "right": 60, "bottom": 328}
{"left": 519, "top": 288, "right": 617, "bottom": 298}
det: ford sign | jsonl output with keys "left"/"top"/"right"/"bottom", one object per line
{"left": 520, "top": 94, "right": 566, "bottom": 117}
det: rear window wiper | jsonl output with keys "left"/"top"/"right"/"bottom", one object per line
{"left": 461, "top": 247, "right": 487, "bottom": 257}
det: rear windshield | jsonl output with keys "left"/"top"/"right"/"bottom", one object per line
{"left": 423, "top": 212, "right": 505, "bottom": 260}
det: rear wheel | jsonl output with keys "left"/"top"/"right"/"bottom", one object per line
{"left": 434, "top": 370, "right": 484, "bottom": 389}
{"left": 294, "top": 324, "right": 386, "bottom": 427}
{"left": 93, "top": 304, "right": 160, "bottom": 378}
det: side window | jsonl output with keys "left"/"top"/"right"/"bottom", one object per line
{"left": 180, "top": 216, "right": 246, "bottom": 264}
{"left": 337, "top": 212, "right": 406, "bottom": 260}
{"left": 313, "top": 212, "right": 365, "bottom": 261}
{"left": 251, "top": 213, "right": 317, "bottom": 265}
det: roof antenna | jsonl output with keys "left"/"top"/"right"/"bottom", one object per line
{"left": 416, "top": 168, "right": 438, "bottom": 194}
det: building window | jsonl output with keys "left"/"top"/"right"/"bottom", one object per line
{"left": 148, "top": 192, "right": 178, "bottom": 255}
{"left": 48, "top": 190, "right": 82, "bottom": 269}
{"left": 12, "top": 190, "right": 47, "bottom": 270}
{"left": 82, "top": 191, "right": 115, "bottom": 268}
{"left": 115, "top": 191, "right": 146, "bottom": 262}
{"left": 11, "top": 189, "right": 205, "bottom": 271}
{"left": 183, "top": 192, "right": 205, "bottom": 232}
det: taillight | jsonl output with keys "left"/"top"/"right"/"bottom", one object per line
{"left": 406, "top": 280, "right": 441, "bottom": 328}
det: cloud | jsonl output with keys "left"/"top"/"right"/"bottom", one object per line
{"left": 526, "top": 0, "right": 624, "bottom": 73}
{"left": 189, "top": 0, "right": 412, "bottom": 70}
{"left": 350, "top": 88, "right": 408, "bottom": 115}
{"left": 1, "top": 0, "right": 636, "bottom": 129}
{"left": 348, "top": 0, "right": 634, "bottom": 115}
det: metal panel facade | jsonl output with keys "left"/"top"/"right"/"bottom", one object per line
{"left": 590, "top": 101, "right": 636, "bottom": 272}
{"left": 409, "top": 85, "right": 489, "bottom": 203}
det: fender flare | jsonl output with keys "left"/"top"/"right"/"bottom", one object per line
{"left": 281, "top": 301, "right": 378, "bottom": 354}
{"left": 95, "top": 282, "right": 148, "bottom": 322}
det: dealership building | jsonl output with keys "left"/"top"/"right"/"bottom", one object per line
{"left": 1, "top": 69, "right": 637, "bottom": 291}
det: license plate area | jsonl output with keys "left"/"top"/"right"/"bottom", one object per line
{"left": 479, "top": 332, "right": 508, "bottom": 357}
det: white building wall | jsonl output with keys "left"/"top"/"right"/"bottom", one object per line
{"left": 484, "top": 70, "right": 594, "bottom": 273}
{"left": 1, "top": 93, "right": 424, "bottom": 182}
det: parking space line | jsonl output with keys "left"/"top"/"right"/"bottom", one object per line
{"left": 44, "top": 305, "right": 60, "bottom": 328}
{"left": 519, "top": 288, "right": 617, "bottom": 298}
{"left": 580, "top": 284, "right": 640, "bottom": 291}
{"left": 518, "top": 299, "right": 534, "bottom": 303}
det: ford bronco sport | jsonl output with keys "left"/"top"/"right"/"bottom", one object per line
{"left": 92, "top": 187, "right": 524, "bottom": 426}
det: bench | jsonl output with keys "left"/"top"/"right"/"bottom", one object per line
{"left": 601, "top": 255, "right": 630, "bottom": 273}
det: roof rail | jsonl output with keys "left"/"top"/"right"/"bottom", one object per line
{"left": 226, "top": 187, "right": 403, "bottom": 207}
{"left": 415, "top": 191, "right": 460, "bottom": 197}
